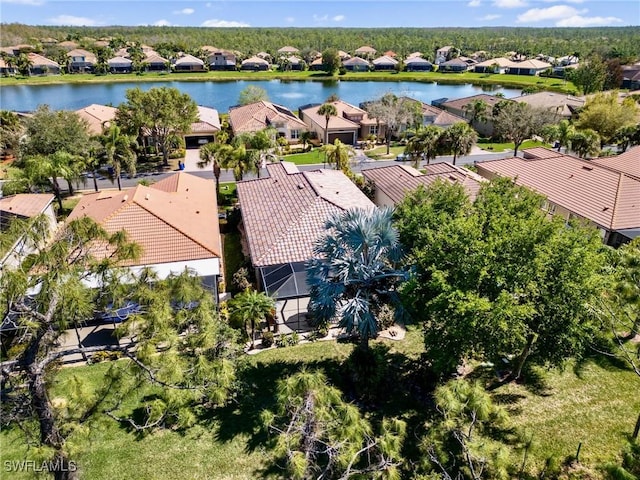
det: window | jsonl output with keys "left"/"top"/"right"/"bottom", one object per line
{"left": 290, "top": 129, "right": 300, "bottom": 139}
{"left": 548, "top": 204, "right": 557, "bottom": 215}
{"left": 369, "top": 125, "right": 378, "bottom": 135}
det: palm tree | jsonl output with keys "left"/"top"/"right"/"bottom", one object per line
{"left": 321, "top": 139, "right": 354, "bottom": 172}
{"left": 569, "top": 129, "right": 600, "bottom": 158}
{"left": 404, "top": 125, "right": 443, "bottom": 168}
{"left": 440, "top": 122, "right": 478, "bottom": 165}
{"left": 15, "top": 52, "right": 33, "bottom": 77}
{"left": 228, "top": 288, "right": 275, "bottom": 349}
{"left": 21, "top": 151, "right": 83, "bottom": 210}
{"left": 307, "top": 207, "right": 407, "bottom": 349}
{"left": 198, "top": 142, "right": 223, "bottom": 200}
{"left": 544, "top": 119, "right": 575, "bottom": 152}
{"left": 463, "top": 99, "right": 489, "bottom": 127}
{"left": 317, "top": 103, "right": 337, "bottom": 145}
{"left": 218, "top": 144, "right": 256, "bottom": 181}
{"left": 300, "top": 130, "right": 312, "bottom": 151}
{"left": 100, "top": 124, "right": 137, "bottom": 190}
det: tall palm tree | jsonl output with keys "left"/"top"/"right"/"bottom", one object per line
{"left": 228, "top": 288, "right": 275, "bottom": 349}
{"left": 100, "top": 124, "right": 137, "bottom": 191}
{"left": 317, "top": 103, "right": 337, "bottom": 145}
{"left": 321, "top": 139, "right": 354, "bottom": 172}
{"left": 218, "top": 144, "right": 256, "bottom": 181}
{"left": 15, "top": 52, "right": 33, "bottom": 77}
{"left": 404, "top": 125, "right": 443, "bottom": 168}
{"left": 21, "top": 151, "right": 83, "bottom": 210}
{"left": 300, "top": 130, "right": 312, "bottom": 151}
{"left": 440, "top": 122, "right": 478, "bottom": 165}
{"left": 198, "top": 142, "right": 223, "bottom": 200}
{"left": 463, "top": 99, "right": 489, "bottom": 127}
{"left": 307, "top": 207, "right": 407, "bottom": 349}
{"left": 569, "top": 129, "right": 600, "bottom": 158}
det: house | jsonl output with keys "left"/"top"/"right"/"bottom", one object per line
{"left": 281, "top": 56, "right": 305, "bottom": 71}
{"left": 362, "top": 163, "right": 483, "bottom": 207}
{"left": 240, "top": 56, "right": 270, "bottom": 71}
{"left": 406, "top": 51, "right": 423, "bottom": 59}
{"left": 622, "top": 65, "right": 640, "bottom": 90}
{"left": 438, "top": 57, "right": 474, "bottom": 72}
{"left": 142, "top": 53, "right": 169, "bottom": 72}
{"left": 512, "top": 91, "right": 584, "bottom": 120}
{"left": 67, "top": 173, "right": 223, "bottom": 296}
{"left": 473, "top": 57, "right": 513, "bottom": 74}
{"left": 107, "top": 56, "right": 132, "bottom": 73}
{"left": 309, "top": 57, "right": 324, "bottom": 71}
{"left": 475, "top": 147, "right": 640, "bottom": 247}
{"left": 299, "top": 100, "right": 382, "bottom": 145}
{"left": 399, "top": 97, "right": 467, "bottom": 129}
{"left": 591, "top": 145, "right": 640, "bottom": 178}
{"left": 256, "top": 51, "right": 272, "bottom": 62}
{"left": 0, "top": 58, "right": 16, "bottom": 76}
{"left": 557, "top": 55, "right": 579, "bottom": 66}
{"left": 342, "top": 56, "right": 370, "bottom": 72}
{"left": 0, "top": 194, "right": 56, "bottom": 272}
{"left": 471, "top": 51, "right": 488, "bottom": 62}
{"left": 383, "top": 50, "right": 398, "bottom": 58}
{"left": 75, "top": 104, "right": 117, "bottom": 135}
{"left": 184, "top": 106, "right": 221, "bottom": 148}
{"left": 236, "top": 162, "right": 375, "bottom": 298}
{"left": 338, "top": 50, "right": 351, "bottom": 60}
{"left": 27, "top": 53, "right": 60, "bottom": 75}
{"left": 173, "top": 54, "right": 205, "bottom": 72}
{"left": 439, "top": 94, "right": 509, "bottom": 137}
{"left": 372, "top": 55, "right": 398, "bottom": 71}
{"left": 228, "top": 101, "right": 307, "bottom": 143}
{"left": 57, "top": 41, "right": 79, "bottom": 51}
{"left": 404, "top": 57, "right": 433, "bottom": 72}
{"left": 506, "top": 59, "right": 551, "bottom": 76}
{"left": 354, "top": 46, "right": 376, "bottom": 58}
{"left": 277, "top": 46, "right": 299, "bottom": 55}
{"left": 208, "top": 50, "right": 236, "bottom": 70}
{"left": 435, "top": 46, "right": 455, "bottom": 64}
{"left": 67, "top": 49, "right": 97, "bottom": 73}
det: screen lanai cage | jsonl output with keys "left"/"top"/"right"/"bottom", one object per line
{"left": 259, "top": 261, "right": 309, "bottom": 332}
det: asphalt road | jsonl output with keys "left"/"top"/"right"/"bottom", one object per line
{"left": 69, "top": 150, "right": 510, "bottom": 192}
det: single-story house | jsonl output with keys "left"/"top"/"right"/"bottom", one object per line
{"left": 174, "top": 54, "right": 205, "bottom": 72}
{"left": 406, "top": 51, "right": 423, "bottom": 59}
{"left": 299, "top": 100, "right": 382, "bottom": 145}
{"left": 362, "top": 163, "right": 483, "bottom": 207}
{"left": 67, "top": 48, "right": 97, "bottom": 73}
{"left": 372, "top": 55, "right": 398, "bottom": 71}
{"left": 338, "top": 50, "right": 351, "bottom": 60}
{"left": 506, "top": 59, "right": 551, "bottom": 76}
{"left": 0, "top": 194, "right": 57, "bottom": 272}
{"left": 75, "top": 104, "right": 117, "bottom": 135}
{"left": 241, "top": 56, "right": 270, "bottom": 71}
{"left": 256, "top": 51, "right": 272, "bottom": 61}
{"left": 438, "top": 57, "right": 473, "bottom": 73}
{"left": 277, "top": 46, "right": 299, "bottom": 55}
{"left": 512, "top": 91, "right": 584, "bottom": 120}
{"left": 404, "top": 56, "right": 433, "bottom": 72}
{"left": 471, "top": 51, "right": 488, "bottom": 62}
{"left": 342, "top": 56, "right": 370, "bottom": 72}
{"left": 184, "top": 106, "right": 221, "bottom": 148}
{"left": 475, "top": 147, "right": 640, "bottom": 247}
{"left": 398, "top": 97, "right": 466, "bottom": 129}
{"left": 354, "top": 46, "right": 377, "bottom": 58}
{"left": 281, "top": 55, "right": 305, "bottom": 71}
{"left": 591, "top": 145, "right": 640, "bottom": 178}
{"left": 67, "top": 172, "right": 223, "bottom": 297}
{"left": 208, "top": 50, "right": 236, "bottom": 71}
{"left": 107, "top": 56, "right": 132, "bottom": 73}
{"left": 57, "top": 40, "right": 79, "bottom": 51}
{"left": 142, "top": 53, "right": 169, "bottom": 72}
{"left": 622, "top": 65, "right": 640, "bottom": 90}
{"left": 236, "top": 162, "right": 375, "bottom": 299}
{"left": 0, "top": 58, "right": 16, "bottom": 76}
{"left": 384, "top": 50, "right": 398, "bottom": 58}
{"left": 439, "top": 94, "right": 510, "bottom": 137}
{"left": 228, "top": 101, "right": 307, "bottom": 143}
{"left": 25, "top": 53, "right": 60, "bottom": 75}
{"left": 309, "top": 57, "right": 324, "bottom": 71}
{"left": 473, "top": 57, "right": 513, "bottom": 74}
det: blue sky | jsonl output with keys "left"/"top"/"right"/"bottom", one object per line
{"left": 0, "top": 0, "right": 638, "bottom": 28}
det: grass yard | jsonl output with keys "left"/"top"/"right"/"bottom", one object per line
{"left": 477, "top": 139, "right": 549, "bottom": 152}
{"left": 221, "top": 230, "right": 245, "bottom": 293}
{"left": 281, "top": 149, "right": 325, "bottom": 165}
{"left": 218, "top": 181, "right": 237, "bottom": 206}
{"left": 365, "top": 145, "right": 405, "bottom": 160}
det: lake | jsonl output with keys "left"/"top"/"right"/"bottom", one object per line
{"left": 0, "top": 80, "right": 522, "bottom": 113}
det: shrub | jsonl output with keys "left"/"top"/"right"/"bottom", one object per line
{"left": 276, "top": 332, "right": 300, "bottom": 348}
{"left": 262, "top": 331, "right": 274, "bottom": 348}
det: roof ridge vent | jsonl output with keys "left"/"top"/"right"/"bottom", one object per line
{"left": 122, "top": 194, "right": 128, "bottom": 202}
{"left": 582, "top": 165, "right": 593, "bottom": 171}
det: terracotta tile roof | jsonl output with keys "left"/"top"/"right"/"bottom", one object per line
{"left": 513, "top": 91, "right": 584, "bottom": 116}
{"left": 510, "top": 59, "right": 551, "bottom": 69}
{"left": 190, "top": 106, "right": 221, "bottom": 133}
{"left": 407, "top": 52, "right": 423, "bottom": 59}
{"left": 373, "top": 55, "right": 398, "bottom": 65}
{"left": 67, "top": 173, "right": 221, "bottom": 266}
{"left": 440, "top": 94, "right": 510, "bottom": 112}
{"left": 75, "top": 104, "right": 117, "bottom": 136}
{"left": 241, "top": 56, "right": 270, "bottom": 66}
{"left": 67, "top": 49, "right": 96, "bottom": 63}
{"left": 27, "top": 53, "right": 59, "bottom": 68}
{"left": 229, "top": 101, "right": 306, "bottom": 135}
{"left": 142, "top": 53, "right": 168, "bottom": 64}
{"left": 475, "top": 57, "right": 515, "bottom": 68}
{"left": 107, "top": 56, "right": 132, "bottom": 66}
{"left": 175, "top": 54, "right": 204, "bottom": 66}
{"left": 300, "top": 100, "right": 378, "bottom": 131}
{"left": 404, "top": 57, "right": 432, "bottom": 65}
{"left": 592, "top": 146, "right": 640, "bottom": 178}
{"left": 475, "top": 154, "right": 640, "bottom": 230}
{"left": 355, "top": 46, "right": 376, "bottom": 54}
{"left": 277, "top": 46, "right": 299, "bottom": 53}
{"left": 0, "top": 194, "right": 54, "bottom": 218}
{"left": 343, "top": 57, "right": 370, "bottom": 66}
{"left": 439, "top": 58, "right": 472, "bottom": 68}
{"left": 237, "top": 162, "right": 375, "bottom": 267}
{"left": 362, "top": 164, "right": 482, "bottom": 205}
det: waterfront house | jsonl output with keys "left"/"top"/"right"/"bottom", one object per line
{"left": 404, "top": 56, "right": 433, "bottom": 72}
{"left": 208, "top": 50, "right": 236, "bottom": 71}
{"left": 184, "top": 106, "right": 221, "bottom": 148}
{"left": 67, "top": 49, "right": 96, "bottom": 73}
{"left": 107, "top": 56, "right": 133, "bottom": 73}
{"left": 240, "top": 56, "right": 270, "bottom": 71}
{"left": 473, "top": 57, "right": 513, "bottom": 74}
{"left": 27, "top": 53, "right": 61, "bottom": 75}
{"left": 142, "top": 53, "right": 169, "bottom": 72}
{"left": 228, "top": 101, "right": 307, "bottom": 143}
{"left": 173, "top": 54, "right": 205, "bottom": 72}
{"left": 75, "top": 104, "right": 117, "bottom": 136}
{"left": 438, "top": 57, "right": 474, "bottom": 72}
{"left": 435, "top": 46, "right": 455, "bottom": 65}
{"left": 342, "top": 56, "right": 370, "bottom": 72}
{"left": 372, "top": 55, "right": 398, "bottom": 71}
{"left": 506, "top": 59, "right": 551, "bottom": 76}
{"left": 512, "top": 91, "right": 584, "bottom": 120}
{"left": 299, "top": 100, "right": 382, "bottom": 145}
{"left": 0, "top": 58, "right": 16, "bottom": 76}
{"left": 354, "top": 46, "right": 377, "bottom": 59}
{"left": 439, "top": 94, "right": 509, "bottom": 137}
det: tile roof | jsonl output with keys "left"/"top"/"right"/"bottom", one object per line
{"left": 67, "top": 173, "right": 221, "bottom": 266}
{"left": 75, "top": 104, "right": 117, "bottom": 135}
{"left": 513, "top": 91, "right": 584, "bottom": 116}
{"left": 592, "top": 146, "right": 640, "bottom": 178}
{"left": 440, "top": 94, "right": 510, "bottom": 112}
{"left": 191, "top": 106, "right": 221, "bottom": 133}
{"left": 242, "top": 56, "right": 270, "bottom": 66}
{"left": 362, "top": 164, "right": 483, "bottom": 205}
{"left": 0, "top": 194, "right": 54, "bottom": 218}
{"left": 355, "top": 46, "right": 376, "bottom": 54}
{"left": 300, "top": 100, "right": 377, "bottom": 131}
{"left": 509, "top": 59, "right": 552, "bottom": 69}
{"left": 343, "top": 57, "right": 371, "bottom": 66}
{"left": 475, "top": 57, "right": 515, "bottom": 68}
{"left": 237, "top": 162, "right": 375, "bottom": 267}
{"left": 67, "top": 49, "right": 96, "bottom": 63}
{"left": 107, "top": 56, "right": 132, "bottom": 66}
{"left": 402, "top": 98, "right": 466, "bottom": 126}
{"left": 229, "top": 101, "right": 306, "bottom": 134}
{"left": 404, "top": 57, "right": 432, "bottom": 65}
{"left": 175, "top": 54, "right": 204, "bottom": 66}
{"left": 475, "top": 154, "right": 640, "bottom": 230}
{"left": 373, "top": 55, "right": 398, "bottom": 65}
{"left": 27, "top": 53, "right": 59, "bottom": 68}
{"left": 278, "top": 46, "right": 299, "bottom": 53}
{"left": 142, "top": 53, "right": 168, "bottom": 64}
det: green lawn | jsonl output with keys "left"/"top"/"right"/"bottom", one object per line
{"left": 477, "top": 139, "right": 549, "bottom": 152}
{"left": 281, "top": 149, "right": 325, "bottom": 165}
{"left": 221, "top": 230, "right": 245, "bottom": 293}
{"left": 2, "top": 326, "right": 636, "bottom": 479}
{"left": 365, "top": 145, "right": 405, "bottom": 160}
{"left": 219, "top": 181, "right": 237, "bottom": 205}
{"left": 0, "top": 70, "right": 577, "bottom": 94}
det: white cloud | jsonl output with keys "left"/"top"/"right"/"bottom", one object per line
{"left": 205, "top": 2, "right": 212, "bottom": 6}
{"left": 47, "top": 15, "right": 102, "bottom": 26}
{"left": 284, "top": 16, "right": 295, "bottom": 23}
{"left": 542, "top": 0, "right": 584, "bottom": 2}
{"left": 468, "top": 0, "right": 481, "bottom": 6}
{"left": 517, "top": 5, "right": 585, "bottom": 22}
{"left": 313, "top": 14, "right": 329, "bottom": 22}
{"left": 2, "top": 0, "right": 44, "bottom": 5}
{"left": 173, "top": 8, "right": 194, "bottom": 15}
{"left": 153, "top": 19, "right": 171, "bottom": 26}
{"left": 492, "top": 0, "right": 528, "bottom": 8}
{"left": 556, "top": 15, "right": 623, "bottom": 27}
{"left": 201, "top": 19, "right": 250, "bottom": 27}
{"left": 333, "top": 15, "right": 345, "bottom": 22}
{"left": 479, "top": 14, "right": 502, "bottom": 20}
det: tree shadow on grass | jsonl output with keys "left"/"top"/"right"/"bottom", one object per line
{"left": 573, "top": 348, "right": 633, "bottom": 379}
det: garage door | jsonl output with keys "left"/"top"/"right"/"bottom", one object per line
{"left": 185, "top": 135, "right": 214, "bottom": 149}
{"left": 328, "top": 131, "right": 356, "bottom": 145}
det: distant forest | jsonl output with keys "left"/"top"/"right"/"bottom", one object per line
{"left": 2, "top": 24, "right": 639, "bottom": 62}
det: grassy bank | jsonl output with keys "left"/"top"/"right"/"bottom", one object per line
{"left": 0, "top": 70, "right": 576, "bottom": 94}
{"left": 1, "top": 327, "right": 636, "bottom": 479}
